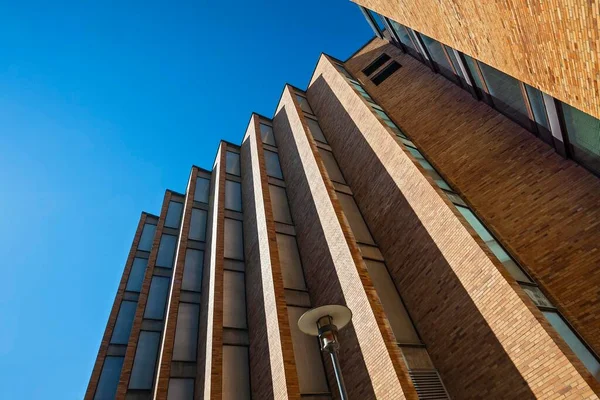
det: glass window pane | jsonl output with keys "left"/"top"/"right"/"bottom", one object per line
{"left": 389, "top": 21, "right": 416, "bottom": 51}
{"left": 145, "top": 276, "right": 170, "bottom": 320}
{"left": 189, "top": 209, "right": 207, "bottom": 242}
{"left": 223, "top": 271, "right": 247, "bottom": 329}
{"left": 111, "top": 300, "right": 137, "bottom": 344}
{"left": 226, "top": 151, "right": 241, "bottom": 176}
{"left": 318, "top": 148, "right": 346, "bottom": 184}
{"left": 126, "top": 258, "right": 148, "bottom": 292}
{"left": 165, "top": 201, "right": 184, "bottom": 229}
{"left": 269, "top": 185, "right": 293, "bottom": 224}
{"left": 462, "top": 54, "right": 484, "bottom": 90}
{"left": 456, "top": 206, "right": 494, "bottom": 242}
{"left": 139, "top": 224, "right": 156, "bottom": 252}
{"left": 561, "top": 102, "right": 600, "bottom": 174}
{"left": 335, "top": 63, "right": 355, "bottom": 81}
{"left": 444, "top": 45, "right": 465, "bottom": 79}
{"left": 194, "top": 177, "right": 210, "bottom": 203}
{"left": 336, "top": 192, "right": 375, "bottom": 245}
{"left": 521, "top": 285, "right": 554, "bottom": 308}
{"left": 276, "top": 233, "right": 307, "bottom": 290}
{"left": 525, "top": 84, "right": 550, "bottom": 131}
{"left": 260, "top": 123, "right": 276, "bottom": 146}
{"left": 182, "top": 249, "right": 203, "bottom": 292}
{"left": 129, "top": 331, "right": 161, "bottom": 389}
{"left": 486, "top": 241, "right": 532, "bottom": 283}
{"left": 478, "top": 62, "right": 529, "bottom": 125}
{"left": 94, "top": 356, "right": 124, "bottom": 400}
{"left": 222, "top": 346, "right": 251, "bottom": 400}
{"left": 225, "top": 180, "right": 242, "bottom": 212}
{"left": 296, "top": 95, "right": 314, "bottom": 114}
{"left": 543, "top": 311, "right": 600, "bottom": 380}
{"left": 168, "top": 379, "right": 194, "bottom": 400}
{"left": 444, "top": 191, "right": 467, "bottom": 207}
{"left": 173, "top": 303, "right": 200, "bottom": 361}
{"left": 367, "top": 10, "right": 386, "bottom": 31}
{"left": 419, "top": 33, "right": 454, "bottom": 76}
{"left": 264, "top": 150, "right": 283, "bottom": 179}
{"left": 287, "top": 306, "right": 329, "bottom": 393}
{"left": 306, "top": 118, "right": 327, "bottom": 143}
{"left": 156, "top": 234, "right": 177, "bottom": 268}
{"left": 224, "top": 218, "right": 244, "bottom": 260}
{"left": 365, "top": 260, "right": 420, "bottom": 344}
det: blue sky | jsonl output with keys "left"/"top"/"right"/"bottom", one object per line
{"left": 0, "top": 1, "right": 371, "bottom": 398}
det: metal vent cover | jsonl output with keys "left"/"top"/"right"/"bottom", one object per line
{"left": 409, "top": 370, "right": 450, "bottom": 399}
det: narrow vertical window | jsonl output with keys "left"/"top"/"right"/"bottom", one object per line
{"left": 194, "top": 177, "right": 210, "bottom": 203}
{"left": 222, "top": 346, "right": 251, "bottom": 400}
{"left": 269, "top": 185, "right": 293, "bottom": 224}
{"left": 94, "top": 356, "right": 124, "bottom": 400}
{"left": 168, "top": 379, "right": 194, "bottom": 400}
{"left": 182, "top": 249, "right": 203, "bottom": 292}
{"left": 156, "top": 234, "right": 177, "bottom": 268}
{"left": 110, "top": 300, "right": 137, "bottom": 344}
{"left": 306, "top": 118, "right": 328, "bottom": 143}
{"left": 223, "top": 271, "right": 247, "bottom": 329}
{"left": 138, "top": 223, "right": 156, "bottom": 252}
{"left": 226, "top": 151, "right": 241, "bottom": 176}
{"left": 264, "top": 150, "right": 283, "bottom": 179}
{"left": 144, "top": 276, "right": 170, "bottom": 319}
{"left": 173, "top": 303, "right": 200, "bottom": 361}
{"left": 560, "top": 102, "right": 600, "bottom": 174}
{"left": 189, "top": 209, "right": 207, "bottom": 242}
{"left": 295, "top": 95, "right": 314, "bottom": 114}
{"left": 225, "top": 180, "right": 242, "bottom": 212}
{"left": 165, "top": 201, "right": 184, "bottom": 229}
{"left": 224, "top": 218, "right": 244, "bottom": 260}
{"left": 129, "top": 331, "right": 161, "bottom": 389}
{"left": 126, "top": 258, "right": 147, "bottom": 292}
{"left": 260, "top": 123, "right": 276, "bottom": 146}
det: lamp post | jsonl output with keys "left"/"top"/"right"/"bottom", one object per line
{"left": 298, "top": 305, "right": 352, "bottom": 400}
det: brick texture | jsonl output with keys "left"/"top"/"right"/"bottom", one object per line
{"left": 84, "top": 212, "right": 149, "bottom": 400}
{"left": 306, "top": 51, "right": 600, "bottom": 398}
{"left": 346, "top": 38, "right": 600, "bottom": 363}
{"left": 352, "top": 0, "right": 600, "bottom": 120}
{"left": 154, "top": 167, "right": 199, "bottom": 399}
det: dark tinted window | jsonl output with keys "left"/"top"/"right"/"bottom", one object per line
{"left": 110, "top": 301, "right": 137, "bottom": 344}
{"left": 138, "top": 224, "right": 156, "bottom": 251}
{"left": 189, "top": 209, "right": 207, "bottom": 242}
{"left": 126, "top": 258, "right": 147, "bottom": 292}
{"left": 144, "top": 276, "right": 170, "bottom": 319}
{"left": 129, "top": 331, "right": 161, "bottom": 389}
{"left": 194, "top": 177, "right": 210, "bottom": 203}
{"left": 94, "top": 356, "right": 124, "bottom": 400}
{"left": 371, "top": 61, "right": 401, "bottom": 86}
{"left": 362, "top": 53, "right": 391, "bottom": 76}
{"left": 165, "top": 201, "right": 184, "bottom": 229}
{"left": 156, "top": 234, "right": 177, "bottom": 268}
{"left": 226, "top": 151, "right": 241, "bottom": 176}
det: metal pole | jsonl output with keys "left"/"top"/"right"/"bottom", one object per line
{"left": 329, "top": 349, "right": 349, "bottom": 400}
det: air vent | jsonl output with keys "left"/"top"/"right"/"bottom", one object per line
{"left": 409, "top": 370, "right": 450, "bottom": 399}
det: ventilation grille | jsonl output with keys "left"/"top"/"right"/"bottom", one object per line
{"left": 409, "top": 370, "right": 450, "bottom": 399}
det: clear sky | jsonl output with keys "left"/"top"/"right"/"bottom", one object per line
{"left": 0, "top": 1, "right": 372, "bottom": 398}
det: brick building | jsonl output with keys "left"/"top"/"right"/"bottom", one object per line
{"left": 86, "top": 1, "right": 600, "bottom": 399}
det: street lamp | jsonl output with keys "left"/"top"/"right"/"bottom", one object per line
{"left": 298, "top": 305, "right": 352, "bottom": 400}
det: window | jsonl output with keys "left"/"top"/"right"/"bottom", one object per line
{"left": 543, "top": 311, "right": 600, "bottom": 379}
{"left": 226, "top": 151, "right": 241, "bottom": 176}
{"left": 318, "top": 148, "right": 346, "bottom": 184}
{"left": 365, "top": 260, "right": 420, "bottom": 344}
{"left": 405, "top": 147, "right": 452, "bottom": 191}
{"left": 264, "top": 150, "right": 283, "bottom": 179}
{"left": 295, "top": 95, "right": 314, "bottom": 114}
{"left": 444, "top": 45, "right": 466, "bottom": 82}
{"left": 138, "top": 223, "right": 156, "bottom": 252}
{"left": 144, "top": 276, "right": 170, "bottom": 320}
{"left": 336, "top": 192, "right": 375, "bottom": 245}
{"left": 560, "top": 101, "right": 600, "bottom": 175}
{"left": 306, "top": 118, "right": 328, "bottom": 143}
{"left": 222, "top": 346, "right": 251, "bottom": 400}
{"left": 194, "top": 177, "right": 210, "bottom": 203}
{"left": 189, "top": 209, "right": 207, "bottom": 242}
{"left": 224, "top": 218, "right": 244, "bottom": 260}
{"left": 225, "top": 180, "right": 242, "bottom": 212}
{"left": 165, "top": 201, "right": 184, "bottom": 229}
{"left": 173, "top": 303, "right": 200, "bottom": 361}
{"left": 362, "top": 53, "right": 391, "bottom": 76}
{"left": 111, "top": 301, "right": 137, "bottom": 344}
{"left": 223, "top": 271, "right": 247, "bottom": 329}
{"left": 129, "top": 331, "right": 161, "bottom": 389}
{"left": 182, "top": 249, "right": 203, "bottom": 292}
{"left": 477, "top": 61, "right": 530, "bottom": 127}
{"left": 388, "top": 20, "right": 419, "bottom": 57}
{"left": 126, "top": 258, "right": 147, "bottom": 292}
{"left": 276, "top": 234, "right": 307, "bottom": 290}
{"left": 269, "top": 185, "right": 293, "bottom": 224}
{"left": 168, "top": 379, "right": 194, "bottom": 400}
{"left": 462, "top": 53, "right": 485, "bottom": 91}
{"left": 367, "top": 9, "right": 385, "bottom": 32}
{"left": 524, "top": 84, "right": 552, "bottom": 143}
{"left": 260, "top": 123, "right": 276, "bottom": 146}
{"left": 94, "top": 356, "right": 124, "bottom": 400}
{"left": 287, "top": 306, "right": 329, "bottom": 394}
{"left": 419, "top": 33, "right": 456, "bottom": 81}
{"left": 156, "top": 234, "right": 177, "bottom": 268}
{"left": 371, "top": 61, "right": 401, "bottom": 86}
